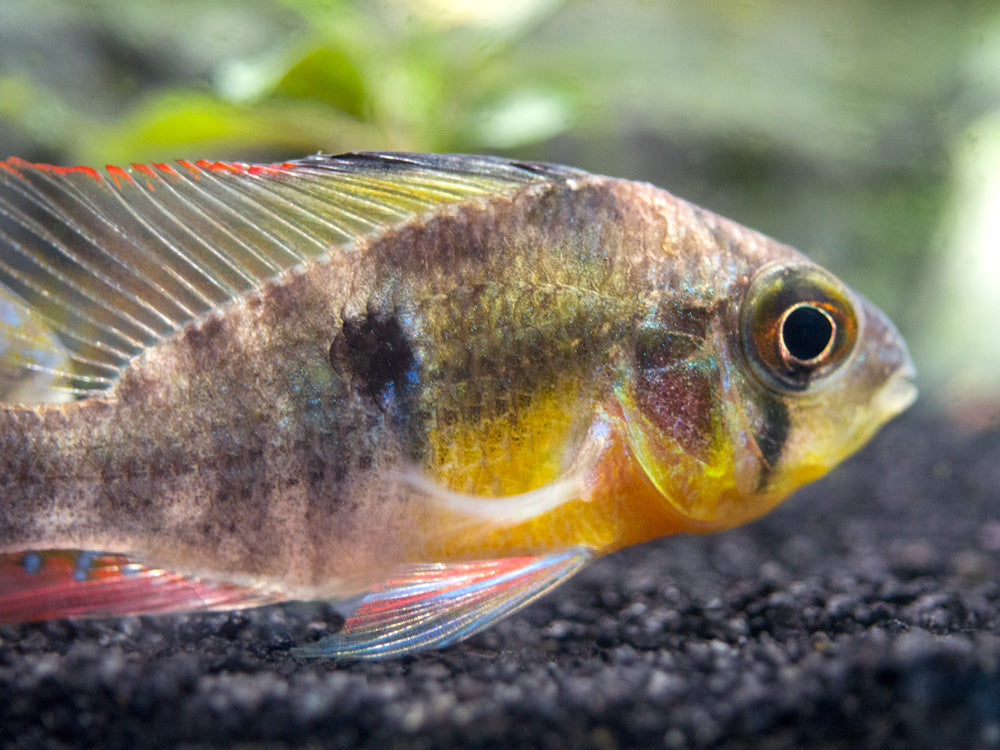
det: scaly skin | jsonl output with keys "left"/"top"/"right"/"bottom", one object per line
{"left": 0, "top": 172, "right": 911, "bottom": 601}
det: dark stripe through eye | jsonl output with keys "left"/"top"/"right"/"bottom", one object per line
{"left": 754, "top": 398, "right": 789, "bottom": 490}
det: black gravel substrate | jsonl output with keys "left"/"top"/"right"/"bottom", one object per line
{"left": 1, "top": 408, "right": 999, "bottom": 750}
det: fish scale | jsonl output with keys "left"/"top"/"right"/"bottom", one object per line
{"left": 0, "top": 152, "right": 915, "bottom": 658}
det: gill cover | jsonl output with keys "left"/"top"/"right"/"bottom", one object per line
{"left": 616, "top": 261, "right": 868, "bottom": 526}
{"left": 614, "top": 319, "right": 742, "bottom": 525}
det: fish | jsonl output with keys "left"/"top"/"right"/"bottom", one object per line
{"left": 0, "top": 152, "right": 916, "bottom": 659}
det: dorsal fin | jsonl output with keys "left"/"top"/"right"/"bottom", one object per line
{"left": 0, "top": 152, "right": 580, "bottom": 400}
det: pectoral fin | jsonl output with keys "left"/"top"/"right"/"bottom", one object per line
{"left": 0, "top": 550, "right": 283, "bottom": 623}
{"left": 399, "top": 466, "right": 583, "bottom": 529}
{"left": 293, "top": 547, "right": 593, "bottom": 660}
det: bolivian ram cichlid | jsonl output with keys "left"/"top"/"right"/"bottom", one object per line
{"left": 0, "top": 152, "right": 915, "bottom": 658}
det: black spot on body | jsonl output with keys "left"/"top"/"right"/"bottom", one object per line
{"left": 336, "top": 308, "right": 417, "bottom": 409}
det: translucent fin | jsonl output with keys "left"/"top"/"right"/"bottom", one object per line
{"left": 0, "top": 153, "right": 579, "bottom": 397}
{"left": 0, "top": 286, "right": 73, "bottom": 403}
{"left": 293, "top": 547, "right": 592, "bottom": 660}
{"left": 0, "top": 550, "right": 283, "bottom": 623}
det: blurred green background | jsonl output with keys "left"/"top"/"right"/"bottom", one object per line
{"left": 1, "top": 0, "right": 997, "bottom": 423}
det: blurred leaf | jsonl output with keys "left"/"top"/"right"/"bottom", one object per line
{"left": 273, "top": 46, "right": 368, "bottom": 118}
{"left": 379, "top": 0, "right": 561, "bottom": 32}
{"left": 0, "top": 77, "right": 36, "bottom": 122}
{"left": 77, "top": 90, "right": 380, "bottom": 163}
{"left": 469, "top": 89, "right": 572, "bottom": 148}
{"left": 0, "top": 75, "right": 98, "bottom": 155}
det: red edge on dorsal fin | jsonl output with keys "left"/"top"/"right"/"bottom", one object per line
{"left": 195, "top": 159, "right": 241, "bottom": 174}
{"left": 0, "top": 550, "right": 283, "bottom": 623}
{"left": 177, "top": 160, "right": 201, "bottom": 178}
{"left": 130, "top": 163, "right": 157, "bottom": 190}
{"left": 191, "top": 159, "right": 294, "bottom": 178}
{"left": 2, "top": 157, "right": 104, "bottom": 182}
{"left": 104, "top": 164, "right": 132, "bottom": 189}
{"left": 246, "top": 163, "right": 295, "bottom": 176}
{"left": 2, "top": 157, "right": 300, "bottom": 185}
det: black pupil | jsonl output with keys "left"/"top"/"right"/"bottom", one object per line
{"left": 782, "top": 305, "right": 833, "bottom": 362}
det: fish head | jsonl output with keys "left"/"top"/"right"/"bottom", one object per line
{"left": 616, "top": 258, "right": 916, "bottom": 531}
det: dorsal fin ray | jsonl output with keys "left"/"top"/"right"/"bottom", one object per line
{"left": 0, "top": 152, "right": 579, "bottom": 401}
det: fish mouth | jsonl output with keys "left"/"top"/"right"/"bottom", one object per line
{"left": 876, "top": 358, "right": 918, "bottom": 420}
{"left": 858, "top": 295, "right": 918, "bottom": 421}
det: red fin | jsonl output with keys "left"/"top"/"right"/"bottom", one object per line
{"left": 0, "top": 550, "right": 283, "bottom": 623}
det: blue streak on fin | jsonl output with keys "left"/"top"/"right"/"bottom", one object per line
{"left": 0, "top": 549, "right": 284, "bottom": 623}
{"left": 293, "top": 547, "right": 593, "bottom": 660}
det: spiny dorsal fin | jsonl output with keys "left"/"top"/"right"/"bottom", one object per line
{"left": 0, "top": 152, "right": 582, "bottom": 400}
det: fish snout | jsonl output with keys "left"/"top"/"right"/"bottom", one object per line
{"left": 858, "top": 296, "right": 918, "bottom": 419}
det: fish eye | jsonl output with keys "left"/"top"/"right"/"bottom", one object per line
{"left": 741, "top": 264, "right": 859, "bottom": 392}
{"left": 780, "top": 303, "right": 834, "bottom": 364}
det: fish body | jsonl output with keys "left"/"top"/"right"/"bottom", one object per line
{"left": 0, "top": 153, "right": 916, "bottom": 657}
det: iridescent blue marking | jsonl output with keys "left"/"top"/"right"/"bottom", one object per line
{"left": 74, "top": 551, "right": 97, "bottom": 582}
{"left": 22, "top": 552, "right": 41, "bottom": 575}
{"left": 0, "top": 296, "right": 22, "bottom": 327}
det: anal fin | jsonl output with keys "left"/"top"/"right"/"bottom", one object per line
{"left": 0, "top": 550, "right": 283, "bottom": 623}
{"left": 293, "top": 547, "right": 593, "bottom": 660}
